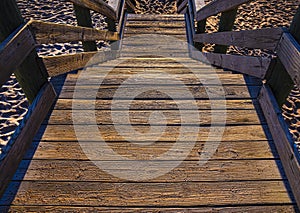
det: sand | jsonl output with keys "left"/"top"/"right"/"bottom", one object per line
{"left": 0, "top": 0, "right": 300, "bottom": 153}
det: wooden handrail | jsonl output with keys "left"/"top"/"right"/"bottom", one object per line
{"left": 0, "top": 22, "right": 36, "bottom": 87}
{"left": 276, "top": 32, "right": 300, "bottom": 90}
{"left": 194, "top": 27, "right": 285, "bottom": 51}
{"left": 68, "top": 0, "right": 117, "bottom": 21}
{"left": 29, "top": 20, "right": 119, "bottom": 44}
{"left": 196, "top": 0, "right": 252, "bottom": 22}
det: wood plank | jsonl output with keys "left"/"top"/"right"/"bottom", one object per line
{"left": 194, "top": 28, "right": 284, "bottom": 51}
{"left": 58, "top": 85, "right": 261, "bottom": 99}
{"left": 0, "top": 23, "right": 36, "bottom": 87}
{"left": 25, "top": 140, "right": 278, "bottom": 160}
{"left": 126, "top": 14, "right": 185, "bottom": 21}
{"left": 0, "top": 83, "right": 56, "bottom": 196}
{"left": 30, "top": 20, "right": 119, "bottom": 44}
{"left": 14, "top": 159, "right": 284, "bottom": 182}
{"left": 0, "top": 1, "right": 48, "bottom": 103}
{"left": 276, "top": 32, "right": 300, "bottom": 89}
{"left": 34, "top": 124, "right": 270, "bottom": 142}
{"left": 258, "top": 85, "right": 300, "bottom": 208}
{"left": 177, "top": 0, "right": 188, "bottom": 13}
{"left": 45, "top": 109, "right": 264, "bottom": 125}
{"left": 196, "top": 0, "right": 252, "bottom": 22}
{"left": 1, "top": 206, "right": 298, "bottom": 212}
{"left": 1, "top": 181, "right": 293, "bottom": 206}
{"left": 69, "top": 0, "right": 117, "bottom": 21}
{"left": 214, "top": 8, "right": 238, "bottom": 54}
{"left": 191, "top": 50, "right": 271, "bottom": 79}
{"left": 42, "top": 50, "right": 119, "bottom": 77}
{"left": 73, "top": 4, "right": 97, "bottom": 51}
{"left": 58, "top": 73, "right": 259, "bottom": 86}
{"left": 53, "top": 99, "right": 259, "bottom": 110}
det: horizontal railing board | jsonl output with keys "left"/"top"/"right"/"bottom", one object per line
{"left": 68, "top": 0, "right": 117, "bottom": 20}
{"left": 191, "top": 50, "right": 271, "bottom": 79}
{"left": 0, "top": 82, "right": 56, "bottom": 196}
{"left": 194, "top": 27, "right": 284, "bottom": 51}
{"left": 276, "top": 32, "right": 300, "bottom": 89}
{"left": 0, "top": 23, "right": 36, "bottom": 87}
{"left": 42, "top": 50, "right": 119, "bottom": 77}
{"left": 258, "top": 85, "right": 300, "bottom": 207}
{"left": 30, "top": 20, "right": 119, "bottom": 44}
{"left": 196, "top": 0, "right": 252, "bottom": 21}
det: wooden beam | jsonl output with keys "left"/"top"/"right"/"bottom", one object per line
{"left": 276, "top": 33, "right": 300, "bottom": 90}
{"left": 29, "top": 20, "right": 119, "bottom": 44}
{"left": 177, "top": 0, "right": 188, "bottom": 14}
{"left": 0, "top": 82, "right": 56, "bottom": 197}
{"left": 0, "top": 23, "right": 36, "bottom": 87}
{"left": 73, "top": 4, "right": 97, "bottom": 51}
{"left": 0, "top": 0, "right": 48, "bottom": 103}
{"left": 214, "top": 8, "right": 238, "bottom": 54}
{"left": 194, "top": 27, "right": 284, "bottom": 51}
{"left": 267, "top": 6, "right": 300, "bottom": 106}
{"left": 258, "top": 85, "right": 300, "bottom": 207}
{"left": 69, "top": 0, "right": 117, "bottom": 21}
{"left": 194, "top": 19, "right": 206, "bottom": 51}
{"left": 42, "top": 50, "right": 119, "bottom": 77}
{"left": 191, "top": 50, "right": 271, "bottom": 79}
{"left": 196, "top": 0, "right": 251, "bottom": 22}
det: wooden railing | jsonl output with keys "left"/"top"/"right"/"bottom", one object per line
{"left": 179, "top": 0, "right": 300, "bottom": 207}
{"left": 0, "top": 0, "right": 130, "bottom": 197}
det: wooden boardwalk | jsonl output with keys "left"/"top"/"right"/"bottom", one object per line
{"left": 0, "top": 14, "right": 298, "bottom": 212}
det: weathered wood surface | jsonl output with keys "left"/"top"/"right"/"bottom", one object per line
{"left": 191, "top": 51, "right": 271, "bottom": 79}
{"left": 73, "top": 4, "right": 98, "bottom": 51}
{"left": 266, "top": 6, "right": 300, "bottom": 106}
{"left": 69, "top": 0, "right": 117, "bottom": 20}
{"left": 1, "top": 206, "right": 298, "bottom": 212}
{"left": 194, "top": 27, "right": 284, "bottom": 51}
{"left": 45, "top": 109, "right": 264, "bottom": 125}
{"left": 30, "top": 20, "right": 119, "bottom": 44}
{"left": 276, "top": 33, "right": 300, "bottom": 89}
{"left": 58, "top": 85, "right": 261, "bottom": 99}
{"left": 177, "top": 0, "right": 188, "bottom": 13}
{"left": 1, "top": 13, "right": 296, "bottom": 211}
{"left": 34, "top": 124, "right": 270, "bottom": 142}
{"left": 25, "top": 140, "right": 278, "bottom": 160}
{"left": 42, "top": 50, "right": 119, "bottom": 77}
{"left": 196, "top": 0, "right": 251, "bottom": 21}
{"left": 0, "top": 83, "right": 56, "bottom": 196}
{"left": 259, "top": 85, "right": 300, "bottom": 207}
{"left": 0, "top": 0, "right": 48, "bottom": 103}
{"left": 14, "top": 159, "right": 284, "bottom": 181}
{"left": 0, "top": 181, "right": 294, "bottom": 206}
{"left": 0, "top": 23, "right": 36, "bottom": 87}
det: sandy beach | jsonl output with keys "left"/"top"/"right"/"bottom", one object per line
{"left": 0, "top": 0, "right": 300, "bottom": 153}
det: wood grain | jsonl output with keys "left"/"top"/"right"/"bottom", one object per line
{"left": 196, "top": 0, "right": 252, "bottom": 21}
{"left": 191, "top": 50, "right": 271, "bottom": 79}
{"left": 276, "top": 32, "right": 300, "bottom": 89}
{"left": 30, "top": 20, "right": 119, "bottom": 44}
{"left": 25, "top": 140, "right": 278, "bottom": 160}
{"left": 68, "top": 0, "right": 117, "bottom": 21}
{"left": 258, "top": 85, "right": 300, "bottom": 207}
{"left": 42, "top": 50, "right": 119, "bottom": 77}
{"left": 1, "top": 181, "right": 293, "bottom": 206}
{"left": 0, "top": 23, "right": 36, "bottom": 87}
{"left": 0, "top": 83, "right": 56, "bottom": 196}
{"left": 194, "top": 27, "right": 284, "bottom": 51}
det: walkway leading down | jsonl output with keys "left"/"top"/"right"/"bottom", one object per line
{"left": 0, "top": 13, "right": 298, "bottom": 211}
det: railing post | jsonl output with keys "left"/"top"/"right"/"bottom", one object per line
{"left": 0, "top": 0, "right": 48, "bottom": 103}
{"left": 267, "top": 6, "right": 300, "bottom": 106}
{"left": 214, "top": 8, "right": 238, "bottom": 54}
{"left": 194, "top": 19, "right": 206, "bottom": 51}
{"left": 73, "top": 4, "right": 97, "bottom": 51}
